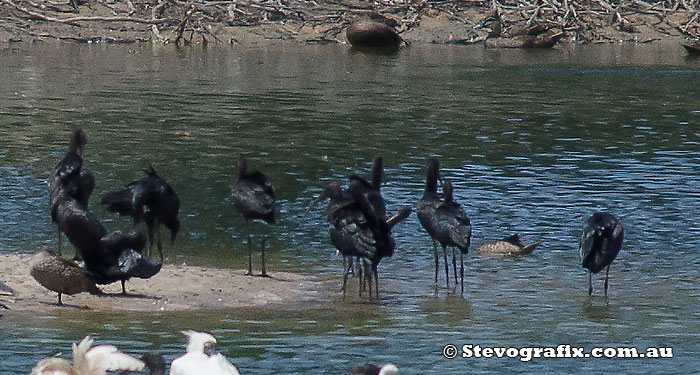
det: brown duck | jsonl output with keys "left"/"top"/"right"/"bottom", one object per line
{"left": 30, "top": 247, "right": 101, "bottom": 305}
{"left": 346, "top": 12, "right": 402, "bottom": 48}
{"left": 481, "top": 12, "right": 564, "bottom": 49}
{"left": 477, "top": 234, "right": 538, "bottom": 257}
{"left": 682, "top": 42, "right": 700, "bottom": 55}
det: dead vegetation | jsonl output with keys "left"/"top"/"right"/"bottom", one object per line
{"left": 0, "top": 0, "right": 698, "bottom": 45}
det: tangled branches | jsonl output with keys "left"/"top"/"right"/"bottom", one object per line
{"left": 0, "top": 0, "right": 698, "bottom": 45}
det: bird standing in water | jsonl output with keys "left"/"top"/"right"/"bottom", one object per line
{"left": 347, "top": 177, "right": 411, "bottom": 299}
{"left": 579, "top": 212, "right": 624, "bottom": 296}
{"left": 101, "top": 166, "right": 181, "bottom": 261}
{"left": 306, "top": 156, "right": 407, "bottom": 299}
{"left": 432, "top": 181, "right": 471, "bottom": 294}
{"left": 417, "top": 158, "right": 472, "bottom": 293}
{"left": 231, "top": 156, "right": 275, "bottom": 277}
{"left": 416, "top": 158, "right": 448, "bottom": 286}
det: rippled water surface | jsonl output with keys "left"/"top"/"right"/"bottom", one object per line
{"left": 1, "top": 42, "right": 700, "bottom": 374}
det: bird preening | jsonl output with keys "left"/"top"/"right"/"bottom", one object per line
{"left": 579, "top": 212, "right": 624, "bottom": 296}
{"left": 49, "top": 129, "right": 94, "bottom": 258}
{"left": 31, "top": 336, "right": 145, "bottom": 375}
{"left": 306, "top": 156, "right": 411, "bottom": 300}
{"left": 231, "top": 156, "right": 276, "bottom": 278}
{"left": 35, "top": 129, "right": 631, "bottom": 311}
{"left": 101, "top": 166, "right": 181, "bottom": 262}
{"left": 42, "top": 129, "right": 162, "bottom": 299}
{"left": 417, "top": 158, "right": 472, "bottom": 294}
{"left": 170, "top": 330, "right": 240, "bottom": 375}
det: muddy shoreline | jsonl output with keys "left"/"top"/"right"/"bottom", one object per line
{"left": 0, "top": 253, "right": 329, "bottom": 313}
{"left": 1, "top": 0, "right": 699, "bottom": 47}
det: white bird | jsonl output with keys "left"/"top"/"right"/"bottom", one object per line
{"left": 351, "top": 363, "right": 399, "bottom": 375}
{"left": 31, "top": 336, "right": 144, "bottom": 375}
{"left": 170, "top": 330, "right": 240, "bottom": 375}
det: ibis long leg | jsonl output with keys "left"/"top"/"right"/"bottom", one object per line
{"left": 452, "top": 247, "right": 458, "bottom": 286}
{"left": 245, "top": 235, "right": 253, "bottom": 276}
{"left": 432, "top": 239, "right": 439, "bottom": 283}
{"left": 604, "top": 265, "right": 610, "bottom": 297}
{"left": 442, "top": 244, "right": 449, "bottom": 288}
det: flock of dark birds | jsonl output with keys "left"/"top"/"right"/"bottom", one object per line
{"left": 24, "top": 128, "right": 625, "bottom": 308}
{"left": 17, "top": 128, "right": 629, "bottom": 375}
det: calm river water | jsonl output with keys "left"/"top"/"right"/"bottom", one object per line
{"left": 1, "top": 42, "right": 700, "bottom": 374}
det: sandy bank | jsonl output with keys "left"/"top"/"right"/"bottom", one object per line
{"left": 0, "top": 253, "right": 327, "bottom": 313}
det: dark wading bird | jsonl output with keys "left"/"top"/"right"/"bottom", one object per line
{"left": 101, "top": 166, "right": 181, "bottom": 261}
{"left": 306, "top": 180, "right": 364, "bottom": 295}
{"left": 231, "top": 156, "right": 275, "bottom": 277}
{"left": 332, "top": 178, "right": 410, "bottom": 300}
{"left": 416, "top": 159, "right": 472, "bottom": 293}
{"left": 30, "top": 247, "right": 102, "bottom": 306}
{"left": 306, "top": 157, "right": 396, "bottom": 298}
{"left": 52, "top": 194, "right": 162, "bottom": 295}
{"left": 49, "top": 129, "right": 95, "bottom": 257}
{"left": 579, "top": 212, "right": 624, "bottom": 296}
{"left": 351, "top": 363, "right": 399, "bottom": 375}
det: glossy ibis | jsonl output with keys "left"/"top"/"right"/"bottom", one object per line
{"left": 170, "top": 331, "right": 240, "bottom": 375}
{"left": 307, "top": 180, "right": 408, "bottom": 300}
{"left": 347, "top": 178, "right": 411, "bottom": 299}
{"left": 97, "top": 227, "right": 162, "bottom": 294}
{"left": 52, "top": 194, "right": 161, "bottom": 294}
{"left": 49, "top": 129, "right": 94, "bottom": 256}
{"left": 30, "top": 336, "right": 145, "bottom": 375}
{"left": 101, "top": 166, "right": 181, "bottom": 261}
{"left": 416, "top": 158, "right": 449, "bottom": 286}
{"left": 432, "top": 181, "right": 471, "bottom": 294}
{"left": 231, "top": 156, "right": 275, "bottom": 277}
{"left": 306, "top": 156, "right": 390, "bottom": 297}
{"left": 579, "top": 212, "right": 624, "bottom": 296}
{"left": 306, "top": 180, "right": 360, "bottom": 296}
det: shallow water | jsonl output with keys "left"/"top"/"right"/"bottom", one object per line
{"left": 1, "top": 42, "right": 700, "bottom": 374}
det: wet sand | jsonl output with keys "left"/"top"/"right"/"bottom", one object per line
{"left": 0, "top": 253, "right": 326, "bottom": 313}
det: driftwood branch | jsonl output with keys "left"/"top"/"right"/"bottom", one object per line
{"left": 1, "top": 0, "right": 699, "bottom": 44}
{"left": 1, "top": 0, "right": 176, "bottom": 24}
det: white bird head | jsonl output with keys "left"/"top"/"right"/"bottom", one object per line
{"left": 379, "top": 363, "right": 399, "bottom": 375}
{"left": 30, "top": 357, "right": 75, "bottom": 375}
{"left": 182, "top": 330, "right": 218, "bottom": 355}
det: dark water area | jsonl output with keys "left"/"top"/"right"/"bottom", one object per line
{"left": 1, "top": 42, "right": 699, "bottom": 374}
